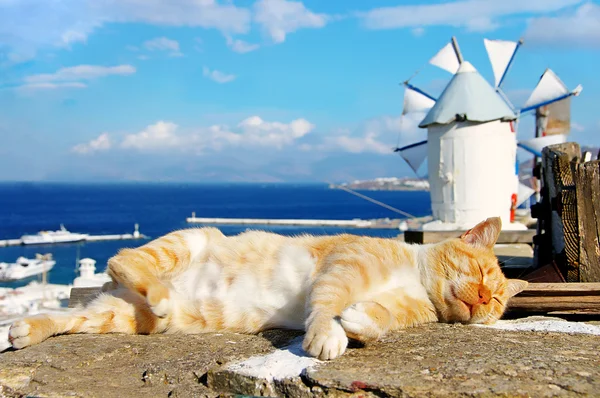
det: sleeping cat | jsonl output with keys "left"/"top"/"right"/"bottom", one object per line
{"left": 8, "top": 216, "right": 527, "bottom": 360}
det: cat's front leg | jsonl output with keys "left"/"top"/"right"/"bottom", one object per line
{"left": 303, "top": 312, "right": 348, "bottom": 360}
{"left": 302, "top": 264, "right": 359, "bottom": 360}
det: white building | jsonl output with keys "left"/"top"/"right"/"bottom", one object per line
{"left": 418, "top": 61, "right": 523, "bottom": 231}
{"left": 396, "top": 37, "right": 582, "bottom": 231}
{"left": 73, "top": 258, "right": 111, "bottom": 288}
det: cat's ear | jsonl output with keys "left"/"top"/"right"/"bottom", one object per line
{"left": 506, "top": 279, "right": 528, "bottom": 297}
{"left": 460, "top": 217, "right": 502, "bottom": 249}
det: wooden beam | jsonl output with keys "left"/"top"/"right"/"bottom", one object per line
{"left": 508, "top": 296, "right": 600, "bottom": 312}
{"left": 516, "top": 282, "right": 600, "bottom": 296}
{"left": 403, "top": 229, "right": 535, "bottom": 244}
{"left": 508, "top": 282, "right": 600, "bottom": 314}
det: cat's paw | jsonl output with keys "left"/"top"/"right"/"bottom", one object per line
{"left": 147, "top": 285, "right": 172, "bottom": 318}
{"left": 8, "top": 320, "right": 32, "bottom": 349}
{"left": 150, "top": 298, "right": 171, "bottom": 318}
{"left": 340, "top": 302, "right": 389, "bottom": 341}
{"left": 303, "top": 318, "right": 348, "bottom": 360}
{"left": 8, "top": 317, "right": 51, "bottom": 349}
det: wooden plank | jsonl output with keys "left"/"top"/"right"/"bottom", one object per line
{"left": 508, "top": 282, "right": 600, "bottom": 314}
{"left": 575, "top": 160, "right": 600, "bottom": 282}
{"left": 68, "top": 287, "right": 103, "bottom": 308}
{"left": 518, "top": 282, "right": 600, "bottom": 296}
{"left": 508, "top": 295, "right": 600, "bottom": 312}
{"left": 403, "top": 229, "right": 535, "bottom": 244}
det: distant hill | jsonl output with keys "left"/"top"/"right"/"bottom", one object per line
{"left": 331, "top": 177, "right": 429, "bottom": 191}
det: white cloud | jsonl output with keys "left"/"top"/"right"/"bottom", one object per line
{"left": 253, "top": 0, "right": 328, "bottom": 43}
{"left": 524, "top": 3, "right": 600, "bottom": 48}
{"left": 324, "top": 113, "right": 426, "bottom": 154}
{"left": 224, "top": 34, "right": 259, "bottom": 53}
{"left": 17, "top": 82, "right": 87, "bottom": 92}
{"left": 360, "top": 0, "right": 582, "bottom": 31}
{"left": 332, "top": 132, "right": 391, "bottom": 154}
{"left": 465, "top": 17, "right": 500, "bottom": 33}
{"left": 571, "top": 122, "right": 585, "bottom": 132}
{"left": 235, "top": 116, "right": 314, "bottom": 148}
{"left": 25, "top": 64, "right": 136, "bottom": 83}
{"left": 121, "top": 121, "right": 181, "bottom": 150}
{"left": 72, "top": 133, "right": 112, "bottom": 154}
{"left": 203, "top": 66, "right": 236, "bottom": 83}
{"left": 75, "top": 116, "right": 316, "bottom": 154}
{"left": 188, "top": 116, "right": 315, "bottom": 151}
{"left": 143, "top": 37, "right": 183, "bottom": 57}
{"left": 411, "top": 27, "right": 425, "bottom": 37}
{"left": 0, "top": 0, "right": 251, "bottom": 58}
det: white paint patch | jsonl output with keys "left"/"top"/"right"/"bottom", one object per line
{"left": 474, "top": 319, "right": 600, "bottom": 335}
{"left": 0, "top": 325, "right": 11, "bottom": 351}
{"left": 226, "top": 336, "right": 320, "bottom": 381}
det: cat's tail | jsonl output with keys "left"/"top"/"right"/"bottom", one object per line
{"left": 8, "top": 288, "right": 169, "bottom": 350}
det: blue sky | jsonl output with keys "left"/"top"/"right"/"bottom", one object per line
{"left": 0, "top": 0, "right": 598, "bottom": 182}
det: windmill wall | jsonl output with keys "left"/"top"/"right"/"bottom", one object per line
{"left": 425, "top": 119, "right": 521, "bottom": 230}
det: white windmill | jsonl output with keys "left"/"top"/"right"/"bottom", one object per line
{"left": 396, "top": 37, "right": 582, "bottom": 231}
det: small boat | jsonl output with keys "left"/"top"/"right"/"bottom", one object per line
{"left": 20, "top": 224, "right": 89, "bottom": 245}
{"left": 0, "top": 254, "right": 56, "bottom": 281}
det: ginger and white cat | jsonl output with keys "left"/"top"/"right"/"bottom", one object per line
{"left": 8, "top": 217, "right": 527, "bottom": 360}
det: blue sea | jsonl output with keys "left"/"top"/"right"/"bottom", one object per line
{"left": 0, "top": 183, "right": 431, "bottom": 287}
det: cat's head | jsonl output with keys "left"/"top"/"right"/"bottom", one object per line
{"left": 427, "top": 217, "right": 528, "bottom": 325}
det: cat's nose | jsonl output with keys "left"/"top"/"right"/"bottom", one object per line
{"left": 477, "top": 285, "right": 491, "bottom": 305}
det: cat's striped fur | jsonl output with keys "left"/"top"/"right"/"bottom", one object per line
{"left": 8, "top": 217, "right": 527, "bottom": 360}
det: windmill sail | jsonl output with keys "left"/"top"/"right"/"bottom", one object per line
{"left": 518, "top": 134, "right": 567, "bottom": 157}
{"left": 395, "top": 140, "right": 428, "bottom": 174}
{"left": 483, "top": 38, "right": 520, "bottom": 88}
{"left": 403, "top": 86, "right": 436, "bottom": 115}
{"left": 522, "top": 69, "right": 570, "bottom": 112}
{"left": 517, "top": 182, "right": 535, "bottom": 207}
{"left": 429, "top": 42, "right": 460, "bottom": 74}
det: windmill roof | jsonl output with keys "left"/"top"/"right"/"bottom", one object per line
{"left": 419, "top": 61, "right": 516, "bottom": 128}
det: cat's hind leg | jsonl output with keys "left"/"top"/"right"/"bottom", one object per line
{"left": 107, "top": 227, "right": 224, "bottom": 318}
{"left": 8, "top": 288, "right": 167, "bottom": 349}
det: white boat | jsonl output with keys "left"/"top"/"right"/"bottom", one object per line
{"left": 21, "top": 224, "right": 89, "bottom": 245}
{"left": 0, "top": 254, "right": 56, "bottom": 281}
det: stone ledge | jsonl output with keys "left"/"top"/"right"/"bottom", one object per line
{"left": 1, "top": 319, "right": 599, "bottom": 397}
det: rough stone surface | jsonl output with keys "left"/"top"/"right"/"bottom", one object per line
{"left": 1, "top": 320, "right": 599, "bottom": 398}
{"left": 0, "top": 330, "right": 299, "bottom": 398}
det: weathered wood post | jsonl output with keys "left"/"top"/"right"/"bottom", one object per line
{"left": 534, "top": 142, "right": 600, "bottom": 282}
{"left": 575, "top": 159, "right": 600, "bottom": 282}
